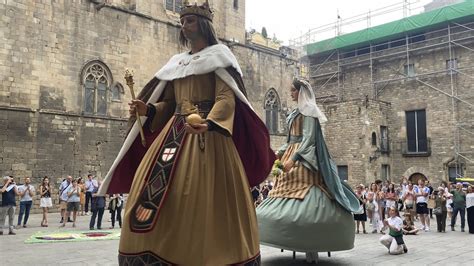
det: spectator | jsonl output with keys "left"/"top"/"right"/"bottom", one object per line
{"left": 367, "top": 183, "right": 380, "bottom": 233}
{"left": 380, "top": 207, "right": 408, "bottom": 255}
{"left": 108, "top": 194, "right": 123, "bottom": 229}
{"left": 376, "top": 181, "right": 386, "bottom": 222}
{"left": 466, "top": 186, "right": 474, "bottom": 234}
{"left": 77, "top": 177, "right": 85, "bottom": 216}
{"left": 414, "top": 179, "right": 430, "bottom": 231}
{"left": 85, "top": 174, "right": 98, "bottom": 215}
{"left": 0, "top": 176, "right": 19, "bottom": 235}
{"left": 61, "top": 179, "right": 80, "bottom": 228}
{"left": 89, "top": 181, "right": 105, "bottom": 230}
{"left": 251, "top": 186, "right": 260, "bottom": 205}
{"left": 261, "top": 184, "right": 270, "bottom": 200}
{"left": 354, "top": 184, "right": 367, "bottom": 234}
{"left": 385, "top": 183, "right": 398, "bottom": 212}
{"left": 402, "top": 213, "right": 419, "bottom": 235}
{"left": 17, "top": 177, "right": 35, "bottom": 228}
{"left": 58, "top": 176, "right": 73, "bottom": 223}
{"left": 441, "top": 181, "right": 453, "bottom": 219}
{"left": 433, "top": 187, "right": 447, "bottom": 233}
{"left": 403, "top": 183, "right": 416, "bottom": 222}
{"left": 450, "top": 183, "right": 466, "bottom": 232}
{"left": 39, "top": 176, "right": 53, "bottom": 227}
{"left": 426, "top": 180, "right": 434, "bottom": 218}
{"left": 400, "top": 177, "right": 408, "bottom": 193}
{"left": 396, "top": 186, "right": 404, "bottom": 212}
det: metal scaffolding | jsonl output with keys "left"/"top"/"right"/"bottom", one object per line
{"left": 305, "top": 20, "right": 474, "bottom": 179}
{"left": 289, "top": 0, "right": 428, "bottom": 47}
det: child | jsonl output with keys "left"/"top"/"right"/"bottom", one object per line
{"left": 402, "top": 213, "right": 419, "bottom": 235}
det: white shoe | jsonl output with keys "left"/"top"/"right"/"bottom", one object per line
{"left": 424, "top": 227, "right": 430, "bottom": 232}
{"left": 305, "top": 252, "right": 318, "bottom": 263}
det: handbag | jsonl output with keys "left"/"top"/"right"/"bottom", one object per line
{"left": 366, "top": 201, "right": 375, "bottom": 211}
{"left": 427, "top": 198, "right": 436, "bottom": 209}
{"left": 433, "top": 207, "right": 442, "bottom": 215}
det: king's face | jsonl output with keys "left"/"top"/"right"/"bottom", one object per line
{"left": 180, "top": 15, "right": 200, "bottom": 41}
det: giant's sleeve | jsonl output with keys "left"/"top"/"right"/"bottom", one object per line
{"left": 148, "top": 82, "right": 176, "bottom": 132}
{"left": 206, "top": 76, "right": 235, "bottom": 136}
{"left": 292, "top": 116, "right": 318, "bottom": 171}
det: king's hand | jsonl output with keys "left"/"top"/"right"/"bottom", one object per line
{"left": 184, "top": 122, "right": 208, "bottom": 134}
{"left": 129, "top": 100, "right": 147, "bottom": 116}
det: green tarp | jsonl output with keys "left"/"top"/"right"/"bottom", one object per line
{"left": 305, "top": 0, "right": 474, "bottom": 55}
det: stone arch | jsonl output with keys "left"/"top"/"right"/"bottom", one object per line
{"left": 402, "top": 166, "right": 431, "bottom": 184}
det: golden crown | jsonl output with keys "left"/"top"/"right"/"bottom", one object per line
{"left": 180, "top": 0, "right": 214, "bottom": 22}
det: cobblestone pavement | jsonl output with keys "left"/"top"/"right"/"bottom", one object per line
{"left": 1, "top": 212, "right": 473, "bottom": 265}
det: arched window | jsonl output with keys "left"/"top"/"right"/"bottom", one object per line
{"left": 81, "top": 61, "right": 112, "bottom": 115}
{"left": 264, "top": 88, "right": 281, "bottom": 134}
{"left": 371, "top": 132, "right": 377, "bottom": 146}
{"left": 111, "top": 82, "right": 124, "bottom": 102}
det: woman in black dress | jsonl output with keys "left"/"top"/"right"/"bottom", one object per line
{"left": 354, "top": 184, "right": 368, "bottom": 233}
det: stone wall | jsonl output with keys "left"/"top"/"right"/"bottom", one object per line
{"left": 307, "top": 23, "right": 474, "bottom": 186}
{"left": 0, "top": 0, "right": 297, "bottom": 212}
{"left": 322, "top": 99, "right": 391, "bottom": 186}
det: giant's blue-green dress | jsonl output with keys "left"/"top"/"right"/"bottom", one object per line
{"left": 257, "top": 109, "right": 360, "bottom": 252}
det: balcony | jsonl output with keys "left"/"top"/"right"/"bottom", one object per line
{"left": 402, "top": 138, "right": 431, "bottom": 157}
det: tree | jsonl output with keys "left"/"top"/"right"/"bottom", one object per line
{"left": 261, "top": 27, "right": 268, "bottom": 38}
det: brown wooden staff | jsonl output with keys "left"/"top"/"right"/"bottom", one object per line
{"left": 124, "top": 69, "right": 146, "bottom": 147}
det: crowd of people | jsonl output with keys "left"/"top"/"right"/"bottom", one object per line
{"left": 352, "top": 178, "right": 474, "bottom": 254}
{"left": 0, "top": 175, "right": 123, "bottom": 235}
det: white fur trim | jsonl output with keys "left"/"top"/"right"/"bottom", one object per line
{"left": 155, "top": 44, "right": 243, "bottom": 80}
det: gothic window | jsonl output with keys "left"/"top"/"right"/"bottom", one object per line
{"left": 264, "top": 88, "right": 281, "bottom": 134}
{"left": 371, "top": 132, "right": 377, "bottom": 146}
{"left": 165, "top": 0, "right": 182, "bottom": 12}
{"left": 81, "top": 61, "right": 112, "bottom": 115}
{"left": 406, "top": 109, "right": 427, "bottom": 153}
{"left": 111, "top": 82, "right": 124, "bottom": 102}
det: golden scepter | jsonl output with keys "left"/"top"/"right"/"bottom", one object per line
{"left": 124, "top": 69, "right": 146, "bottom": 147}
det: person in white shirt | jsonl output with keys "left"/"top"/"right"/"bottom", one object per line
{"left": 466, "top": 186, "right": 474, "bottom": 234}
{"left": 380, "top": 206, "right": 408, "bottom": 255}
{"left": 84, "top": 174, "right": 98, "bottom": 215}
{"left": 58, "top": 176, "right": 73, "bottom": 223}
{"left": 414, "top": 179, "right": 431, "bottom": 231}
{"left": 17, "top": 177, "right": 35, "bottom": 228}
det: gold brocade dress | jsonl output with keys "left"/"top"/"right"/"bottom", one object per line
{"left": 119, "top": 73, "right": 260, "bottom": 265}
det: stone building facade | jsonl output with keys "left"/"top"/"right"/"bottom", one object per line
{"left": 305, "top": 15, "right": 474, "bottom": 186}
{"left": 0, "top": 0, "right": 298, "bottom": 210}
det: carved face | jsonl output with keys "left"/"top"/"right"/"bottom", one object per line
{"left": 180, "top": 15, "right": 200, "bottom": 41}
{"left": 290, "top": 85, "right": 299, "bottom": 102}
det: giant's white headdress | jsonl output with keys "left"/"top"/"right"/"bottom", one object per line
{"left": 296, "top": 79, "right": 328, "bottom": 123}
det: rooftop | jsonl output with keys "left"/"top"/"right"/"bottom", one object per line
{"left": 304, "top": 0, "right": 473, "bottom": 56}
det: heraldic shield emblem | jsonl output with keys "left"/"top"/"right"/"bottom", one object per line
{"left": 161, "top": 148, "right": 176, "bottom": 162}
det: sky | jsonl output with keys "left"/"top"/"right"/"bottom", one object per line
{"left": 246, "top": 0, "right": 433, "bottom": 45}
